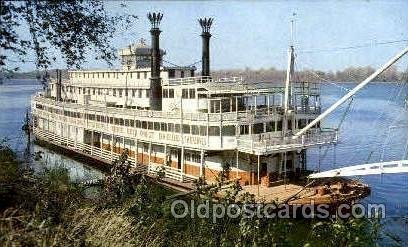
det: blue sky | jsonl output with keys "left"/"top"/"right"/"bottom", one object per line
{"left": 11, "top": 1, "right": 408, "bottom": 72}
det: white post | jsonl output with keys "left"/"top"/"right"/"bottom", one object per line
{"left": 91, "top": 130, "right": 94, "bottom": 155}
{"left": 110, "top": 134, "right": 114, "bottom": 161}
{"left": 257, "top": 155, "right": 260, "bottom": 196}
{"left": 200, "top": 149, "right": 204, "bottom": 178}
{"left": 236, "top": 150, "right": 239, "bottom": 178}
{"left": 181, "top": 146, "right": 185, "bottom": 181}
{"left": 294, "top": 47, "right": 408, "bottom": 139}
{"left": 135, "top": 139, "right": 138, "bottom": 164}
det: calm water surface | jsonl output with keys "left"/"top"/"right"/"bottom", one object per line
{"left": 0, "top": 79, "right": 407, "bottom": 243}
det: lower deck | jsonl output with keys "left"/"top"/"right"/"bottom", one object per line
{"left": 33, "top": 123, "right": 308, "bottom": 186}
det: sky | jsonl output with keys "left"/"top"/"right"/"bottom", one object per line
{"left": 10, "top": 1, "right": 408, "bottom": 72}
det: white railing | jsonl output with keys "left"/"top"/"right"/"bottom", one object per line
{"left": 165, "top": 76, "right": 243, "bottom": 86}
{"left": 33, "top": 128, "right": 198, "bottom": 183}
{"left": 148, "top": 163, "right": 198, "bottom": 183}
{"left": 237, "top": 129, "right": 338, "bottom": 154}
{"left": 165, "top": 76, "right": 212, "bottom": 85}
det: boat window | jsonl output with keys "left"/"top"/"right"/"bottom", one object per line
{"left": 136, "top": 120, "right": 141, "bottom": 128}
{"left": 102, "top": 73, "right": 104, "bottom": 78}
{"left": 144, "top": 72, "right": 147, "bottom": 79}
{"left": 132, "top": 89, "right": 136, "bottom": 97}
{"left": 199, "top": 126, "right": 207, "bottom": 136}
{"left": 137, "top": 72, "right": 140, "bottom": 79}
{"left": 181, "top": 70, "right": 185, "bottom": 78}
{"left": 222, "top": 126, "right": 236, "bottom": 136}
{"left": 266, "top": 121, "right": 275, "bottom": 132}
{"left": 240, "top": 125, "right": 249, "bottom": 135}
{"left": 146, "top": 89, "right": 150, "bottom": 98}
{"left": 141, "top": 121, "right": 147, "bottom": 129}
{"left": 182, "top": 89, "right": 188, "bottom": 99}
{"left": 198, "top": 94, "right": 207, "bottom": 99}
{"left": 163, "top": 89, "right": 168, "bottom": 98}
{"left": 189, "top": 89, "right": 195, "bottom": 99}
{"left": 125, "top": 119, "right": 129, "bottom": 127}
{"left": 298, "top": 119, "right": 307, "bottom": 129}
{"left": 288, "top": 120, "right": 292, "bottom": 130}
{"left": 182, "top": 124, "right": 190, "bottom": 134}
{"left": 184, "top": 152, "right": 191, "bottom": 161}
{"left": 277, "top": 121, "right": 282, "bottom": 131}
{"left": 190, "top": 70, "right": 195, "bottom": 77}
{"left": 192, "top": 153, "right": 200, "bottom": 163}
{"left": 113, "top": 89, "right": 116, "bottom": 96}
{"left": 168, "top": 123, "right": 174, "bottom": 132}
{"left": 169, "top": 89, "right": 174, "bottom": 98}
{"left": 92, "top": 89, "right": 95, "bottom": 95}
{"left": 191, "top": 125, "right": 199, "bottom": 135}
{"left": 253, "top": 123, "right": 264, "bottom": 134}
{"left": 154, "top": 122, "right": 160, "bottom": 131}
{"left": 161, "top": 122, "right": 167, "bottom": 131}
{"left": 138, "top": 90, "right": 142, "bottom": 98}
{"left": 209, "top": 126, "right": 220, "bottom": 136}
{"left": 175, "top": 124, "right": 180, "bottom": 133}
{"left": 148, "top": 121, "right": 153, "bottom": 130}
{"left": 119, "top": 89, "right": 123, "bottom": 97}
{"left": 168, "top": 69, "right": 175, "bottom": 78}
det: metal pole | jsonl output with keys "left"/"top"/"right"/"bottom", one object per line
{"left": 294, "top": 47, "right": 408, "bottom": 138}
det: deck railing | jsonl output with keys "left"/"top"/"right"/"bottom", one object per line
{"left": 33, "top": 128, "right": 198, "bottom": 183}
{"left": 237, "top": 129, "right": 338, "bottom": 154}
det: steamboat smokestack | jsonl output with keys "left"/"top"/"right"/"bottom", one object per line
{"left": 198, "top": 17, "right": 213, "bottom": 77}
{"left": 147, "top": 12, "right": 163, "bottom": 111}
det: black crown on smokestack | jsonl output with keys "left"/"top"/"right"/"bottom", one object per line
{"left": 198, "top": 17, "right": 213, "bottom": 77}
{"left": 147, "top": 12, "right": 163, "bottom": 111}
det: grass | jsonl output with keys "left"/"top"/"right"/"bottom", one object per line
{"left": 0, "top": 143, "right": 394, "bottom": 246}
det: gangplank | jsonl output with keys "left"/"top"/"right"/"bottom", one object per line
{"left": 309, "top": 160, "right": 408, "bottom": 178}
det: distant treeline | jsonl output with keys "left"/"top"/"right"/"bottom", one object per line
{"left": 4, "top": 66, "right": 407, "bottom": 83}
{"left": 3, "top": 69, "right": 68, "bottom": 80}
{"left": 212, "top": 65, "right": 408, "bottom": 83}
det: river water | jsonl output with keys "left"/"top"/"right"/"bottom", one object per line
{"left": 0, "top": 79, "right": 407, "bottom": 243}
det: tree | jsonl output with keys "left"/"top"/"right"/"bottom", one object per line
{"left": 0, "top": 0, "right": 137, "bottom": 71}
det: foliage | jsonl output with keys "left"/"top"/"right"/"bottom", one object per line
{"left": 0, "top": 0, "right": 137, "bottom": 70}
{"left": 0, "top": 145, "right": 397, "bottom": 246}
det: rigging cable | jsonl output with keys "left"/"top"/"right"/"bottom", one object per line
{"left": 297, "top": 39, "right": 408, "bottom": 54}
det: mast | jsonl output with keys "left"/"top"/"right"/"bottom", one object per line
{"left": 294, "top": 47, "right": 408, "bottom": 139}
{"left": 283, "top": 17, "right": 296, "bottom": 137}
{"left": 283, "top": 46, "right": 295, "bottom": 113}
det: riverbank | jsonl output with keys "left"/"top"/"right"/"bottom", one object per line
{"left": 0, "top": 141, "right": 390, "bottom": 246}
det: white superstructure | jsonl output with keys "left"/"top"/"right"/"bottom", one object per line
{"left": 31, "top": 15, "right": 338, "bottom": 186}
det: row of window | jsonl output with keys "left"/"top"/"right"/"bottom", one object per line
{"left": 58, "top": 86, "right": 151, "bottom": 98}
{"left": 72, "top": 71, "right": 148, "bottom": 79}
{"left": 71, "top": 69, "right": 195, "bottom": 80}
{"left": 36, "top": 103, "right": 317, "bottom": 137}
